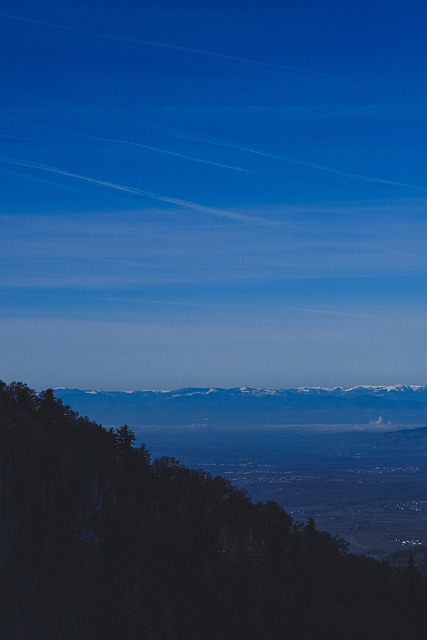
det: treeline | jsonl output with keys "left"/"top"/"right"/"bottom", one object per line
{"left": 0, "top": 380, "right": 426, "bottom": 639}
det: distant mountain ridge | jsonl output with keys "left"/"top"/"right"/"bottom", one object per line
{"left": 53, "top": 385, "right": 427, "bottom": 430}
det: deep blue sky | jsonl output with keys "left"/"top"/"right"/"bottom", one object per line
{"left": 1, "top": 0, "right": 427, "bottom": 390}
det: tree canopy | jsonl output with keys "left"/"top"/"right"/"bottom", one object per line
{"left": 0, "top": 380, "right": 426, "bottom": 639}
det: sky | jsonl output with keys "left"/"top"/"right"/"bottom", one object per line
{"left": 1, "top": 0, "right": 427, "bottom": 390}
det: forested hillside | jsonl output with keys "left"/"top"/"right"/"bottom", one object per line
{"left": 0, "top": 380, "right": 426, "bottom": 639}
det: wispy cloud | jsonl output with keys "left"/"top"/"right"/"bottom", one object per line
{"left": 0, "top": 166, "right": 97, "bottom": 195}
{"left": 0, "top": 154, "right": 275, "bottom": 225}
{"left": 171, "top": 132, "right": 427, "bottom": 193}
{"left": 85, "top": 134, "right": 259, "bottom": 175}
{"left": 282, "top": 305, "right": 424, "bottom": 322}
{"left": 2, "top": 209, "right": 426, "bottom": 292}
{"left": 99, "top": 297, "right": 218, "bottom": 308}
{"left": 5, "top": 120, "right": 262, "bottom": 177}
{"left": 8, "top": 115, "right": 425, "bottom": 193}
{"left": 0, "top": 11, "right": 319, "bottom": 76}
{"left": 6, "top": 116, "right": 425, "bottom": 195}
{"left": 4, "top": 89, "right": 426, "bottom": 131}
{"left": 156, "top": 103, "right": 427, "bottom": 121}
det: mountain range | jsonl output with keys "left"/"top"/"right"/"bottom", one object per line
{"left": 53, "top": 384, "right": 427, "bottom": 430}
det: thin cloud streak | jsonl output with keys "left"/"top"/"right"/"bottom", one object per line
{"left": 83, "top": 134, "right": 259, "bottom": 175}
{"left": 0, "top": 11, "right": 319, "bottom": 76}
{"left": 0, "top": 154, "right": 275, "bottom": 225}
{"left": 100, "top": 297, "right": 218, "bottom": 308}
{"left": 7, "top": 100, "right": 424, "bottom": 194}
{"left": 173, "top": 132, "right": 427, "bottom": 193}
{"left": 283, "top": 305, "right": 418, "bottom": 321}
{"left": 7, "top": 120, "right": 262, "bottom": 177}
{"left": 158, "top": 103, "right": 427, "bottom": 121}
{"left": 7, "top": 116, "right": 424, "bottom": 194}
{"left": 0, "top": 166, "right": 91, "bottom": 194}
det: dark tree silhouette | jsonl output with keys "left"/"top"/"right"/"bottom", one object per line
{"left": 1, "top": 380, "right": 427, "bottom": 639}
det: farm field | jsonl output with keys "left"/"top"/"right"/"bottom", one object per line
{"left": 141, "top": 425, "right": 427, "bottom": 557}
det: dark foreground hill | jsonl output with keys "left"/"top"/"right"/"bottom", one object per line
{"left": 1, "top": 380, "right": 427, "bottom": 639}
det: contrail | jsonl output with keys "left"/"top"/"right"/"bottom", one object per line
{"left": 86, "top": 134, "right": 260, "bottom": 175}
{"left": 7, "top": 115, "right": 420, "bottom": 192}
{"left": 5, "top": 113, "right": 424, "bottom": 193}
{"left": 99, "top": 296, "right": 218, "bottom": 308}
{"left": 4, "top": 121, "right": 262, "bottom": 177}
{"left": 171, "top": 132, "right": 427, "bottom": 193}
{"left": 0, "top": 154, "right": 275, "bottom": 225}
{"left": 0, "top": 165, "right": 91, "bottom": 194}
{"left": 0, "top": 11, "right": 317, "bottom": 76}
